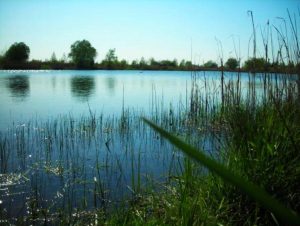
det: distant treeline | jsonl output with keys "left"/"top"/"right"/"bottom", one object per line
{"left": 0, "top": 41, "right": 299, "bottom": 74}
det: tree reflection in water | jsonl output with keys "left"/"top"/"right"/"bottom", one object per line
{"left": 105, "top": 76, "right": 116, "bottom": 95}
{"left": 70, "top": 76, "right": 95, "bottom": 102}
{"left": 6, "top": 75, "right": 30, "bottom": 101}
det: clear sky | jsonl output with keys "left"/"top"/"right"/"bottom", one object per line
{"left": 0, "top": 0, "right": 299, "bottom": 64}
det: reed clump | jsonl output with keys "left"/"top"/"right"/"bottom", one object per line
{"left": 218, "top": 90, "right": 299, "bottom": 224}
{"left": 105, "top": 72, "right": 299, "bottom": 225}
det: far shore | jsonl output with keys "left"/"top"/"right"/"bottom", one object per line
{"left": 0, "top": 64, "right": 298, "bottom": 75}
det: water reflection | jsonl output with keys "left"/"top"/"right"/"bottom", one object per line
{"left": 6, "top": 75, "right": 30, "bottom": 101}
{"left": 51, "top": 76, "right": 57, "bottom": 90}
{"left": 70, "top": 76, "right": 95, "bottom": 102}
{"left": 105, "top": 77, "right": 116, "bottom": 94}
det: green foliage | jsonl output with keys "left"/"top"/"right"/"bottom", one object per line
{"left": 101, "top": 48, "right": 118, "bottom": 69}
{"left": 105, "top": 48, "right": 118, "bottom": 62}
{"left": 50, "top": 52, "right": 57, "bottom": 63}
{"left": 243, "top": 57, "right": 267, "bottom": 71}
{"left": 203, "top": 60, "right": 218, "bottom": 68}
{"left": 186, "top": 61, "right": 192, "bottom": 67}
{"left": 5, "top": 42, "right": 30, "bottom": 62}
{"left": 225, "top": 58, "right": 239, "bottom": 70}
{"left": 297, "top": 63, "right": 300, "bottom": 75}
{"left": 60, "top": 53, "right": 68, "bottom": 63}
{"left": 175, "top": 59, "right": 192, "bottom": 70}
{"left": 143, "top": 115, "right": 300, "bottom": 225}
{"left": 0, "top": 54, "right": 4, "bottom": 66}
{"left": 119, "top": 59, "right": 129, "bottom": 69}
{"left": 221, "top": 100, "right": 300, "bottom": 224}
{"left": 68, "top": 40, "right": 97, "bottom": 69}
{"left": 139, "top": 57, "right": 147, "bottom": 69}
{"left": 149, "top": 58, "right": 178, "bottom": 69}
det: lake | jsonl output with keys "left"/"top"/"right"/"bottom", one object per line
{"left": 0, "top": 70, "right": 195, "bottom": 130}
{"left": 0, "top": 70, "right": 295, "bottom": 221}
{"left": 0, "top": 69, "right": 280, "bottom": 131}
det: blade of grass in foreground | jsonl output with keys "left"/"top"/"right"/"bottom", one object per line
{"left": 142, "top": 118, "right": 300, "bottom": 225}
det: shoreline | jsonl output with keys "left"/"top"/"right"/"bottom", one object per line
{"left": 0, "top": 67, "right": 298, "bottom": 75}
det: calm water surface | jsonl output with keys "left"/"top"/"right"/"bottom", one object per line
{"left": 0, "top": 69, "right": 278, "bottom": 130}
{"left": 0, "top": 70, "right": 197, "bottom": 130}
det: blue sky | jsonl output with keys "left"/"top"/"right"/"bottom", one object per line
{"left": 0, "top": 0, "right": 298, "bottom": 64}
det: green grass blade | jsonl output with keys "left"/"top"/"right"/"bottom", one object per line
{"left": 142, "top": 117, "right": 300, "bottom": 225}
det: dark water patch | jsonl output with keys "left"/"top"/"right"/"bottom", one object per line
{"left": 6, "top": 75, "right": 30, "bottom": 101}
{"left": 70, "top": 76, "right": 95, "bottom": 102}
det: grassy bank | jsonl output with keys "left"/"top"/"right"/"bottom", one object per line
{"left": 102, "top": 73, "right": 300, "bottom": 225}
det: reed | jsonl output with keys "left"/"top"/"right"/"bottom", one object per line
{"left": 1, "top": 9, "right": 300, "bottom": 225}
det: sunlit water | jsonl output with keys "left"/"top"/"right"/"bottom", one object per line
{"left": 0, "top": 70, "right": 195, "bottom": 130}
{"left": 0, "top": 70, "right": 296, "bottom": 221}
{"left": 0, "top": 69, "right": 283, "bottom": 130}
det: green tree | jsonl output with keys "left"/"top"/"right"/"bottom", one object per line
{"left": 101, "top": 49, "right": 118, "bottom": 69}
{"left": 185, "top": 60, "right": 192, "bottom": 68}
{"left": 160, "top": 59, "right": 177, "bottom": 69}
{"left": 149, "top": 58, "right": 158, "bottom": 67}
{"left": 0, "top": 54, "right": 4, "bottom": 67}
{"left": 131, "top": 59, "right": 138, "bottom": 69}
{"left": 139, "top": 57, "right": 147, "bottom": 69}
{"left": 60, "top": 53, "right": 68, "bottom": 63}
{"left": 69, "top": 40, "right": 97, "bottom": 69}
{"left": 243, "top": 58, "right": 266, "bottom": 71}
{"left": 105, "top": 49, "right": 118, "bottom": 62}
{"left": 5, "top": 42, "right": 30, "bottom": 62}
{"left": 50, "top": 52, "right": 57, "bottom": 63}
{"left": 119, "top": 59, "right": 128, "bottom": 69}
{"left": 179, "top": 59, "right": 186, "bottom": 68}
{"left": 225, "top": 58, "right": 239, "bottom": 70}
{"left": 203, "top": 60, "right": 218, "bottom": 68}
{"left": 296, "top": 62, "right": 300, "bottom": 75}
{"left": 172, "top": 59, "right": 178, "bottom": 67}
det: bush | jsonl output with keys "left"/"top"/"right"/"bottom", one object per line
{"left": 4, "top": 42, "right": 30, "bottom": 63}
{"left": 243, "top": 58, "right": 267, "bottom": 72}
{"left": 225, "top": 58, "right": 239, "bottom": 70}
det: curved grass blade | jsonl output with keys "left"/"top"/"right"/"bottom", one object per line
{"left": 142, "top": 117, "right": 300, "bottom": 225}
